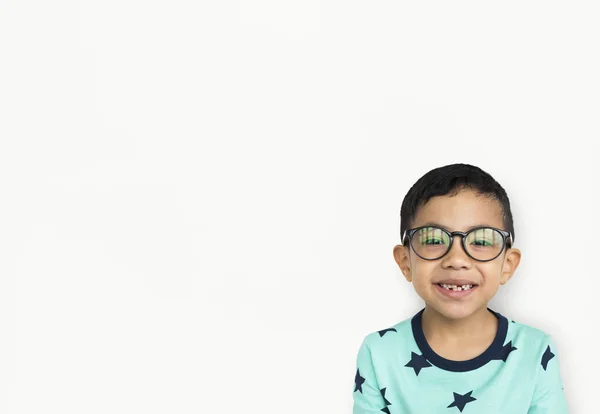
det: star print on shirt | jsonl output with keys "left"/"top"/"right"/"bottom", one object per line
{"left": 492, "top": 340, "right": 517, "bottom": 362}
{"left": 447, "top": 390, "right": 477, "bottom": 412}
{"left": 378, "top": 328, "right": 397, "bottom": 337}
{"left": 380, "top": 387, "right": 391, "bottom": 413}
{"left": 404, "top": 352, "right": 432, "bottom": 376}
{"left": 541, "top": 345, "right": 555, "bottom": 371}
{"left": 354, "top": 368, "right": 366, "bottom": 393}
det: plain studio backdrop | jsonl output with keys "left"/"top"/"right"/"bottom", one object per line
{"left": 0, "top": 1, "right": 598, "bottom": 413}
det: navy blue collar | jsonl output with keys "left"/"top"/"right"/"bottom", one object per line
{"left": 411, "top": 307, "right": 508, "bottom": 372}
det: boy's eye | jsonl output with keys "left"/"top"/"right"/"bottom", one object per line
{"left": 422, "top": 238, "right": 445, "bottom": 245}
{"left": 416, "top": 227, "right": 448, "bottom": 246}
{"left": 471, "top": 239, "right": 493, "bottom": 247}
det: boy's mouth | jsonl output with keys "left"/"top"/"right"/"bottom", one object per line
{"left": 433, "top": 282, "right": 479, "bottom": 298}
{"left": 435, "top": 283, "right": 477, "bottom": 291}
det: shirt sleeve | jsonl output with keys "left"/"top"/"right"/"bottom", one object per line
{"left": 527, "top": 335, "right": 569, "bottom": 414}
{"left": 352, "top": 337, "right": 388, "bottom": 414}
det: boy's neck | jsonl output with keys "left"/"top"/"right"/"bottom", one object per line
{"left": 421, "top": 305, "right": 498, "bottom": 344}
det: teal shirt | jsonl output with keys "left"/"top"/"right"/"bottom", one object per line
{"left": 352, "top": 308, "right": 568, "bottom": 413}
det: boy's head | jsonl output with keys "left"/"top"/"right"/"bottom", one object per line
{"left": 393, "top": 163, "right": 521, "bottom": 320}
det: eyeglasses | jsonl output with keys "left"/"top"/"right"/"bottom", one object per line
{"left": 401, "top": 225, "right": 513, "bottom": 262}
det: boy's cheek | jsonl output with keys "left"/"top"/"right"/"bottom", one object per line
{"left": 411, "top": 279, "right": 434, "bottom": 300}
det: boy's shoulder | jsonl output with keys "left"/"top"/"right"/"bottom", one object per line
{"left": 359, "top": 314, "right": 415, "bottom": 349}
{"left": 507, "top": 316, "right": 555, "bottom": 350}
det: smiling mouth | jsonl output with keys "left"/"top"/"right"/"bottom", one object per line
{"left": 435, "top": 283, "right": 478, "bottom": 291}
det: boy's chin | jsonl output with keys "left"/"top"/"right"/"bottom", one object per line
{"left": 426, "top": 302, "right": 485, "bottom": 321}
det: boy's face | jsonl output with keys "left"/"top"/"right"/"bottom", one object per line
{"left": 393, "top": 188, "right": 521, "bottom": 320}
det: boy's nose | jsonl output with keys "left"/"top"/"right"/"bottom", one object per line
{"left": 442, "top": 236, "right": 471, "bottom": 266}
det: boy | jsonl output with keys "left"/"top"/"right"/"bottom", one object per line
{"left": 352, "top": 163, "right": 567, "bottom": 413}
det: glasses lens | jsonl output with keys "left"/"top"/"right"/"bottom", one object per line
{"left": 411, "top": 227, "right": 451, "bottom": 259}
{"left": 410, "top": 226, "right": 506, "bottom": 260}
{"left": 464, "top": 227, "right": 505, "bottom": 260}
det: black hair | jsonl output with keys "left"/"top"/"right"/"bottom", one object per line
{"left": 400, "top": 163, "right": 515, "bottom": 245}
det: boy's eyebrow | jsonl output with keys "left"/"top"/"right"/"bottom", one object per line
{"left": 420, "top": 222, "right": 494, "bottom": 232}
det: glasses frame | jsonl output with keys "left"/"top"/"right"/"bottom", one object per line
{"left": 401, "top": 225, "right": 514, "bottom": 262}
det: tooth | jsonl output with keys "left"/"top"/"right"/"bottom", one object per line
{"left": 439, "top": 283, "right": 476, "bottom": 291}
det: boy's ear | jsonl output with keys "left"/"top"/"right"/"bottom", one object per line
{"left": 393, "top": 244, "right": 413, "bottom": 282}
{"left": 500, "top": 247, "right": 522, "bottom": 285}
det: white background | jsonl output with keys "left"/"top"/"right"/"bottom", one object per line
{"left": 1, "top": 1, "right": 598, "bottom": 412}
